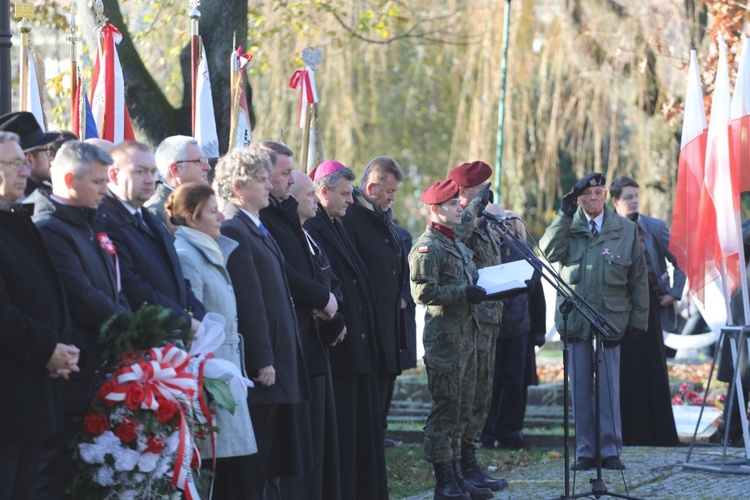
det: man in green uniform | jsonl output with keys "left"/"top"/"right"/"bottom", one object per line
{"left": 410, "top": 179, "right": 493, "bottom": 500}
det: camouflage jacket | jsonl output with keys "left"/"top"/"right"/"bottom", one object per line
{"left": 453, "top": 197, "right": 503, "bottom": 325}
{"left": 410, "top": 225, "right": 480, "bottom": 340}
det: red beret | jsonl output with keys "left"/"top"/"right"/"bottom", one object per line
{"left": 448, "top": 161, "right": 492, "bottom": 188}
{"left": 421, "top": 179, "right": 460, "bottom": 205}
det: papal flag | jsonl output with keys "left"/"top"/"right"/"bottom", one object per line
{"left": 195, "top": 44, "right": 219, "bottom": 159}
{"left": 229, "top": 46, "right": 252, "bottom": 151}
{"left": 91, "top": 23, "right": 135, "bottom": 144}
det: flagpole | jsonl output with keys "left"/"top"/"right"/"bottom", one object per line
{"left": 92, "top": 0, "right": 107, "bottom": 51}
{"left": 67, "top": 6, "right": 78, "bottom": 131}
{"left": 300, "top": 102, "right": 313, "bottom": 169}
{"left": 15, "top": 3, "right": 33, "bottom": 113}
{"left": 188, "top": 1, "right": 201, "bottom": 136}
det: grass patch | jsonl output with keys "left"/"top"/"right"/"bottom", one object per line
{"left": 385, "top": 444, "right": 560, "bottom": 498}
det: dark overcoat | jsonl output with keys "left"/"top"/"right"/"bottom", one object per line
{"left": 0, "top": 201, "right": 70, "bottom": 442}
{"left": 96, "top": 192, "right": 204, "bottom": 326}
{"left": 221, "top": 201, "right": 309, "bottom": 405}
{"left": 343, "top": 189, "right": 404, "bottom": 375}
{"left": 32, "top": 193, "right": 131, "bottom": 411}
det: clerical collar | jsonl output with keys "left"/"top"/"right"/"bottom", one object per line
{"left": 429, "top": 221, "right": 456, "bottom": 241}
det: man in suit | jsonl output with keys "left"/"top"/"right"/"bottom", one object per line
{"left": 342, "top": 156, "right": 405, "bottom": 446}
{"left": 215, "top": 148, "right": 311, "bottom": 500}
{"left": 0, "top": 131, "right": 80, "bottom": 499}
{"left": 146, "top": 135, "right": 211, "bottom": 235}
{"left": 255, "top": 142, "right": 341, "bottom": 500}
{"left": 0, "top": 111, "right": 61, "bottom": 197}
{"left": 305, "top": 160, "right": 388, "bottom": 500}
{"left": 30, "top": 141, "right": 132, "bottom": 496}
{"left": 610, "top": 175, "right": 681, "bottom": 446}
{"left": 97, "top": 141, "right": 204, "bottom": 331}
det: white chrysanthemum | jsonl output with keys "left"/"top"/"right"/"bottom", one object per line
{"left": 167, "top": 431, "right": 181, "bottom": 454}
{"left": 112, "top": 447, "right": 140, "bottom": 472}
{"left": 94, "top": 430, "right": 120, "bottom": 450}
{"left": 95, "top": 465, "right": 114, "bottom": 487}
{"left": 154, "top": 455, "right": 172, "bottom": 479}
{"left": 137, "top": 451, "right": 160, "bottom": 473}
{"left": 78, "top": 443, "right": 107, "bottom": 464}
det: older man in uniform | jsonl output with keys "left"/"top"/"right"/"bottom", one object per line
{"left": 410, "top": 179, "right": 492, "bottom": 500}
{"left": 540, "top": 172, "right": 648, "bottom": 471}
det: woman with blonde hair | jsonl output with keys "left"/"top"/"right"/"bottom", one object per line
{"left": 166, "top": 182, "right": 256, "bottom": 498}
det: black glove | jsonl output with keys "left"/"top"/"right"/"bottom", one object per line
{"left": 466, "top": 285, "right": 487, "bottom": 304}
{"left": 626, "top": 326, "right": 646, "bottom": 340}
{"left": 560, "top": 189, "right": 579, "bottom": 218}
{"left": 477, "top": 185, "right": 493, "bottom": 208}
{"left": 524, "top": 279, "right": 536, "bottom": 294}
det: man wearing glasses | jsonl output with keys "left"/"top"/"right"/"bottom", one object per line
{"left": 0, "top": 111, "right": 61, "bottom": 198}
{"left": 147, "top": 135, "right": 211, "bottom": 235}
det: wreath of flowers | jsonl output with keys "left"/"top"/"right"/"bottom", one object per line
{"left": 70, "top": 307, "right": 250, "bottom": 499}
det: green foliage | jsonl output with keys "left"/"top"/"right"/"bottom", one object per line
{"left": 97, "top": 305, "right": 191, "bottom": 362}
{"left": 202, "top": 376, "right": 236, "bottom": 415}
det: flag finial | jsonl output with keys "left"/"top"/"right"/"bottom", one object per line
{"left": 301, "top": 47, "right": 323, "bottom": 72}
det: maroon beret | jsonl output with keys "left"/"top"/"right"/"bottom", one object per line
{"left": 448, "top": 160, "right": 492, "bottom": 188}
{"left": 421, "top": 179, "right": 460, "bottom": 205}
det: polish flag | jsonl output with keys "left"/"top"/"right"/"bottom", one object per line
{"left": 697, "top": 39, "right": 741, "bottom": 300}
{"left": 732, "top": 38, "right": 750, "bottom": 195}
{"left": 669, "top": 50, "right": 708, "bottom": 302}
{"left": 91, "top": 24, "right": 135, "bottom": 144}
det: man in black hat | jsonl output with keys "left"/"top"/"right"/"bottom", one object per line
{"left": 0, "top": 111, "right": 61, "bottom": 197}
{"left": 540, "top": 173, "right": 648, "bottom": 472}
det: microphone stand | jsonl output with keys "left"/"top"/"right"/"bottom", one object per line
{"left": 480, "top": 216, "right": 640, "bottom": 500}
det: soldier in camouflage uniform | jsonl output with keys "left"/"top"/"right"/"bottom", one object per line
{"left": 448, "top": 161, "right": 510, "bottom": 492}
{"left": 410, "top": 179, "right": 491, "bottom": 500}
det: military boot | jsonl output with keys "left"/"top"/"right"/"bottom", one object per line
{"left": 433, "top": 462, "right": 471, "bottom": 500}
{"left": 452, "top": 460, "right": 494, "bottom": 499}
{"left": 461, "top": 444, "right": 509, "bottom": 491}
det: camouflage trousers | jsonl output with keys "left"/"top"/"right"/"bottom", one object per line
{"left": 423, "top": 328, "right": 478, "bottom": 463}
{"left": 462, "top": 322, "right": 500, "bottom": 447}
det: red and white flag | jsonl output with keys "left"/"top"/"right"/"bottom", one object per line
{"left": 91, "top": 24, "right": 135, "bottom": 144}
{"left": 669, "top": 50, "right": 709, "bottom": 302}
{"left": 697, "top": 39, "right": 741, "bottom": 300}
{"left": 228, "top": 47, "right": 252, "bottom": 151}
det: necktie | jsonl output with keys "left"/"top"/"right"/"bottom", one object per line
{"left": 135, "top": 210, "right": 156, "bottom": 238}
{"left": 258, "top": 221, "right": 270, "bottom": 237}
{"left": 590, "top": 219, "right": 599, "bottom": 236}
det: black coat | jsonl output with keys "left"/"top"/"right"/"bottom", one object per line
{"left": 0, "top": 201, "right": 70, "bottom": 443}
{"left": 304, "top": 207, "right": 382, "bottom": 376}
{"left": 260, "top": 196, "right": 339, "bottom": 376}
{"left": 222, "top": 202, "right": 310, "bottom": 405}
{"left": 96, "top": 193, "right": 204, "bottom": 326}
{"left": 32, "top": 193, "right": 131, "bottom": 412}
{"left": 343, "top": 189, "right": 404, "bottom": 375}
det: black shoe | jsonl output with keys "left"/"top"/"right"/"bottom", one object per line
{"left": 452, "top": 461, "right": 494, "bottom": 500}
{"left": 571, "top": 457, "right": 595, "bottom": 471}
{"left": 384, "top": 438, "right": 399, "bottom": 448}
{"left": 601, "top": 456, "right": 626, "bottom": 470}
{"left": 433, "top": 462, "right": 471, "bottom": 500}
{"left": 498, "top": 433, "right": 530, "bottom": 450}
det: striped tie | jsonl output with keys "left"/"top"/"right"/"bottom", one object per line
{"left": 590, "top": 220, "right": 598, "bottom": 236}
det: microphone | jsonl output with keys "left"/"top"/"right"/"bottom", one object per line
{"left": 468, "top": 203, "right": 518, "bottom": 223}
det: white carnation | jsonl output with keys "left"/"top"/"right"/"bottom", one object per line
{"left": 78, "top": 443, "right": 106, "bottom": 464}
{"left": 167, "top": 431, "right": 181, "bottom": 454}
{"left": 94, "top": 430, "right": 120, "bottom": 450}
{"left": 137, "top": 451, "right": 160, "bottom": 473}
{"left": 154, "top": 455, "right": 172, "bottom": 479}
{"left": 95, "top": 465, "right": 114, "bottom": 487}
{"left": 113, "top": 447, "right": 140, "bottom": 472}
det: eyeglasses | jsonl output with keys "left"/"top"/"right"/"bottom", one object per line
{"left": 0, "top": 158, "right": 31, "bottom": 171}
{"left": 176, "top": 157, "right": 208, "bottom": 165}
{"left": 30, "top": 146, "right": 53, "bottom": 157}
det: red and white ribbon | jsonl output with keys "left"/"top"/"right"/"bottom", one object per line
{"left": 97, "top": 232, "right": 121, "bottom": 292}
{"left": 289, "top": 67, "right": 318, "bottom": 128}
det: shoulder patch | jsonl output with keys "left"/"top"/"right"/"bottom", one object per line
{"left": 418, "top": 246, "right": 429, "bottom": 253}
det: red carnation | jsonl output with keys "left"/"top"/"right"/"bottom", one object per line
{"left": 125, "top": 384, "right": 145, "bottom": 411}
{"left": 114, "top": 420, "right": 139, "bottom": 443}
{"left": 147, "top": 434, "right": 166, "bottom": 454}
{"left": 156, "top": 399, "right": 178, "bottom": 424}
{"left": 83, "top": 413, "right": 110, "bottom": 436}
